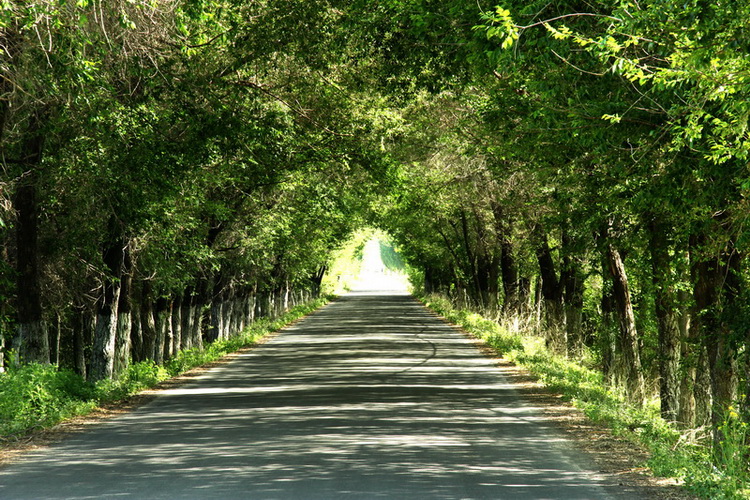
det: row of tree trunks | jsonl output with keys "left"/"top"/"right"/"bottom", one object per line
{"left": 640, "top": 215, "right": 743, "bottom": 434}
{"left": 426, "top": 206, "right": 744, "bottom": 449}
{"left": 432, "top": 205, "right": 532, "bottom": 321}
{"left": 71, "top": 279, "right": 316, "bottom": 377}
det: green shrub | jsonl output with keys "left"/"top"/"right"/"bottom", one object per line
{"left": 0, "top": 364, "right": 96, "bottom": 436}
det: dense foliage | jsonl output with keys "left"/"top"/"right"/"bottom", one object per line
{"left": 0, "top": 0, "right": 378, "bottom": 381}
{"left": 2, "top": 0, "right": 750, "bottom": 496}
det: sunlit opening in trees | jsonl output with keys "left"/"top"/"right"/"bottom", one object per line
{"left": 351, "top": 237, "right": 410, "bottom": 293}
{"left": 323, "top": 229, "right": 410, "bottom": 295}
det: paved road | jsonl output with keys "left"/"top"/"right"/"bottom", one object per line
{"left": 1, "top": 292, "right": 623, "bottom": 499}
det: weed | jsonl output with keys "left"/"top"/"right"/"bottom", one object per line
{"left": 0, "top": 364, "right": 96, "bottom": 436}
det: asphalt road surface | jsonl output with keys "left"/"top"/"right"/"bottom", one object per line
{"left": 0, "top": 291, "right": 626, "bottom": 499}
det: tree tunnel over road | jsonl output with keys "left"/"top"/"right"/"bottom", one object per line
{"left": 4, "top": 2, "right": 749, "bottom": 495}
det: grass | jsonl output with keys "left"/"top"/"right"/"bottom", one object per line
{"left": 420, "top": 293, "right": 750, "bottom": 500}
{"left": 0, "top": 296, "right": 330, "bottom": 441}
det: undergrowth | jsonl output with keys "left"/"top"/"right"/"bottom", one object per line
{"left": 0, "top": 297, "right": 329, "bottom": 441}
{"left": 420, "top": 294, "right": 750, "bottom": 500}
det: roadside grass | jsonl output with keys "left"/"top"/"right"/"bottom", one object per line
{"left": 0, "top": 297, "right": 330, "bottom": 441}
{"left": 420, "top": 294, "right": 750, "bottom": 500}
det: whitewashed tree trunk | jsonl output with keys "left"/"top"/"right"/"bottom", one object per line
{"left": 171, "top": 299, "right": 181, "bottom": 358}
{"left": 272, "top": 291, "right": 281, "bottom": 319}
{"left": 248, "top": 293, "right": 256, "bottom": 324}
{"left": 191, "top": 298, "right": 203, "bottom": 351}
{"left": 114, "top": 311, "right": 131, "bottom": 377}
{"left": 90, "top": 284, "right": 121, "bottom": 381}
{"left": 222, "top": 285, "right": 235, "bottom": 338}
{"left": 141, "top": 301, "right": 157, "bottom": 363}
{"left": 154, "top": 298, "right": 169, "bottom": 365}
{"left": 180, "top": 294, "right": 193, "bottom": 351}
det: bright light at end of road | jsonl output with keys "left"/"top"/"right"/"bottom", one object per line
{"left": 351, "top": 238, "right": 410, "bottom": 293}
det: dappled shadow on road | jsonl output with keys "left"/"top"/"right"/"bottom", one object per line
{"left": 0, "top": 293, "right": 613, "bottom": 500}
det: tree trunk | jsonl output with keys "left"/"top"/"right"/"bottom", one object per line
{"left": 50, "top": 313, "right": 61, "bottom": 366}
{"left": 491, "top": 204, "right": 522, "bottom": 318}
{"left": 535, "top": 230, "right": 566, "bottom": 355}
{"left": 605, "top": 240, "right": 645, "bottom": 405}
{"left": 154, "top": 297, "right": 169, "bottom": 365}
{"left": 283, "top": 280, "right": 291, "bottom": 313}
{"left": 191, "top": 294, "right": 203, "bottom": 351}
{"left": 90, "top": 286, "right": 121, "bottom": 381}
{"left": 140, "top": 291, "right": 157, "bottom": 363}
{"left": 223, "top": 285, "right": 235, "bottom": 338}
{"left": 194, "top": 279, "right": 211, "bottom": 350}
{"left": 499, "top": 235, "right": 521, "bottom": 317}
{"left": 267, "top": 291, "right": 275, "bottom": 320}
{"left": 275, "top": 288, "right": 284, "bottom": 319}
{"left": 561, "top": 230, "right": 585, "bottom": 357}
{"left": 210, "top": 278, "right": 224, "bottom": 341}
{"left": 255, "top": 290, "right": 266, "bottom": 320}
{"left": 210, "top": 298, "right": 222, "bottom": 342}
{"left": 71, "top": 305, "right": 92, "bottom": 379}
{"left": 90, "top": 240, "right": 124, "bottom": 382}
{"left": 677, "top": 288, "right": 697, "bottom": 428}
{"left": 709, "top": 251, "right": 741, "bottom": 433}
{"left": 164, "top": 298, "right": 181, "bottom": 359}
{"left": 170, "top": 298, "right": 181, "bottom": 358}
{"left": 231, "top": 287, "right": 243, "bottom": 334}
{"left": 563, "top": 273, "right": 584, "bottom": 357}
{"left": 130, "top": 303, "right": 143, "bottom": 363}
{"left": 180, "top": 291, "right": 193, "bottom": 351}
{"left": 693, "top": 243, "right": 740, "bottom": 439}
{"left": 310, "top": 266, "right": 326, "bottom": 298}
{"left": 247, "top": 286, "right": 257, "bottom": 325}
{"left": 648, "top": 216, "right": 681, "bottom": 422}
{"left": 693, "top": 347, "right": 713, "bottom": 428}
{"left": 14, "top": 110, "right": 49, "bottom": 365}
{"left": 600, "top": 269, "right": 617, "bottom": 385}
{"left": 114, "top": 246, "right": 132, "bottom": 377}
